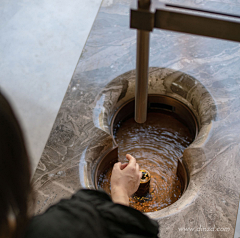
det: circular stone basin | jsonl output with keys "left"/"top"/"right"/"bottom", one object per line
{"left": 95, "top": 95, "right": 198, "bottom": 213}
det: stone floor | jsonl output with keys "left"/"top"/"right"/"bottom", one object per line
{"left": 0, "top": 0, "right": 102, "bottom": 173}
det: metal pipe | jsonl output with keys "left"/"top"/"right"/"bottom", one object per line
{"left": 132, "top": 1, "right": 240, "bottom": 123}
{"left": 131, "top": 1, "right": 240, "bottom": 43}
{"left": 134, "top": 0, "right": 151, "bottom": 124}
{"left": 135, "top": 30, "right": 150, "bottom": 124}
{"left": 138, "top": 0, "right": 151, "bottom": 9}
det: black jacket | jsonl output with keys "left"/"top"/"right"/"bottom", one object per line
{"left": 24, "top": 189, "right": 159, "bottom": 238}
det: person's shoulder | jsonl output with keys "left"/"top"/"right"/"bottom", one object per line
{"left": 24, "top": 214, "right": 60, "bottom": 238}
{"left": 24, "top": 190, "right": 109, "bottom": 238}
{"left": 24, "top": 189, "right": 159, "bottom": 238}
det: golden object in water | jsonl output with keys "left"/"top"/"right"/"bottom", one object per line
{"left": 135, "top": 169, "right": 151, "bottom": 197}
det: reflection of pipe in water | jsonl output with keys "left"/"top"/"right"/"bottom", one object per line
{"left": 135, "top": 169, "right": 151, "bottom": 197}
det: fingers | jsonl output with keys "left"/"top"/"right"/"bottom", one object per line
{"left": 113, "top": 162, "right": 122, "bottom": 171}
{"left": 136, "top": 163, "right": 142, "bottom": 182}
{"left": 111, "top": 155, "right": 142, "bottom": 199}
{"left": 120, "top": 163, "right": 128, "bottom": 170}
{"left": 126, "top": 154, "right": 136, "bottom": 166}
{"left": 114, "top": 161, "right": 132, "bottom": 171}
{"left": 120, "top": 155, "right": 141, "bottom": 182}
{"left": 136, "top": 163, "right": 139, "bottom": 172}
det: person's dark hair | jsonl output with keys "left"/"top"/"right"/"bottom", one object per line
{"left": 0, "top": 92, "right": 32, "bottom": 237}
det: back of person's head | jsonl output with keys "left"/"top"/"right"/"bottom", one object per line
{"left": 0, "top": 92, "right": 32, "bottom": 237}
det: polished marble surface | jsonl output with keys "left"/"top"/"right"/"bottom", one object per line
{"left": 33, "top": 0, "right": 240, "bottom": 237}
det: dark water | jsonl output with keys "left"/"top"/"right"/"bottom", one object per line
{"left": 98, "top": 112, "right": 193, "bottom": 212}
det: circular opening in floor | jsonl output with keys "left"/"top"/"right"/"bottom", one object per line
{"left": 95, "top": 95, "right": 198, "bottom": 212}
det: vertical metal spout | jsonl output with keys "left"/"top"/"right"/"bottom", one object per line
{"left": 134, "top": 0, "right": 151, "bottom": 124}
{"left": 135, "top": 30, "right": 150, "bottom": 123}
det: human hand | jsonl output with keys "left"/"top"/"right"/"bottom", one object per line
{"left": 110, "top": 154, "right": 142, "bottom": 206}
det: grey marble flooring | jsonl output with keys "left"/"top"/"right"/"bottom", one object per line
{"left": 0, "top": 0, "right": 102, "bottom": 172}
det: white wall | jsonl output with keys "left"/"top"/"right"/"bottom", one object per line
{"left": 0, "top": 0, "right": 102, "bottom": 173}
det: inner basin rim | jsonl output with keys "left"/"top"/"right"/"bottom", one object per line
{"left": 110, "top": 94, "right": 199, "bottom": 146}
